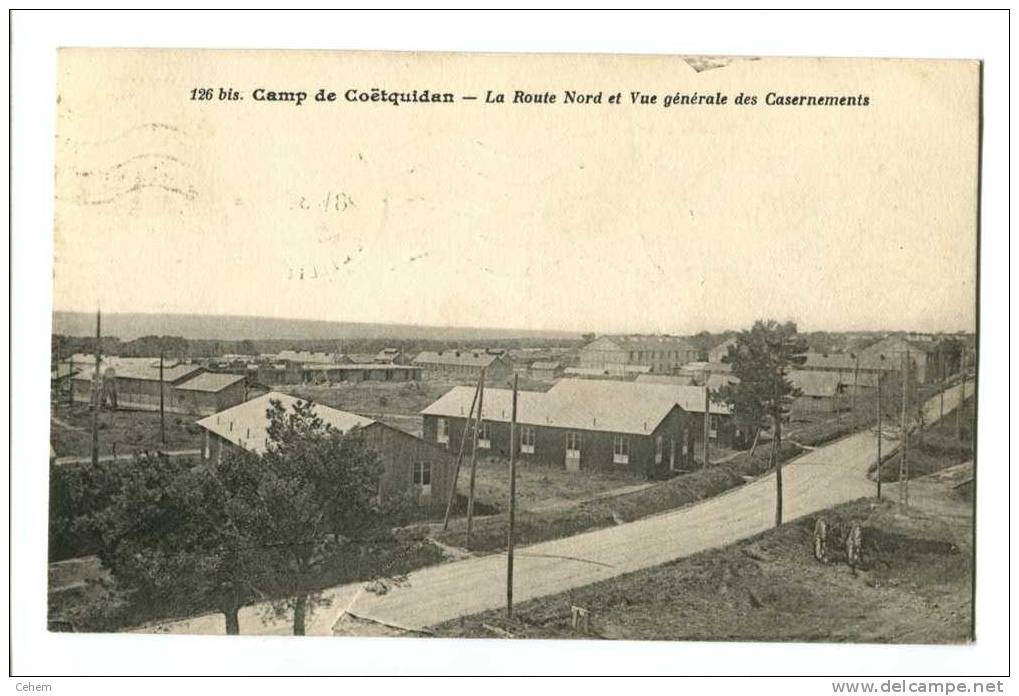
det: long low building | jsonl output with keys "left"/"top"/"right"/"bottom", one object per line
{"left": 420, "top": 378, "right": 736, "bottom": 477}
{"left": 298, "top": 363, "right": 422, "bottom": 384}
{"left": 256, "top": 359, "right": 422, "bottom": 385}
{"left": 197, "top": 392, "right": 453, "bottom": 509}
{"left": 413, "top": 349, "right": 514, "bottom": 383}
{"left": 69, "top": 357, "right": 247, "bottom": 415}
{"left": 564, "top": 364, "right": 652, "bottom": 379}
{"left": 172, "top": 372, "right": 250, "bottom": 415}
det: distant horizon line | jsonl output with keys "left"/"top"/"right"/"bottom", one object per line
{"left": 50, "top": 308, "right": 975, "bottom": 339}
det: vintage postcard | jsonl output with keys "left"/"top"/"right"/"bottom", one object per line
{"left": 48, "top": 49, "right": 979, "bottom": 643}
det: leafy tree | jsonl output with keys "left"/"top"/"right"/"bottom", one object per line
{"left": 82, "top": 399, "right": 386, "bottom": 635}
{"left": 716, "top": 320, "right": 806, "bottom": 526}
{"left": 87, "top": 452, "right": 268, "bottom": 634}
{"left": 689, "top": 330, "right": 719, "bottom": 355}
{"left": 248, "top": 398, "right": 383, "bottom": 635}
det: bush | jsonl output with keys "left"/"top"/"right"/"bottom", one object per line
{"left": 48, "top": 455, "right": 193, "bottom": 562}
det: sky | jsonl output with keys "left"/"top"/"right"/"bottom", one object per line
{"left": 53, "top": 51, "right": 980, "bottom": 335}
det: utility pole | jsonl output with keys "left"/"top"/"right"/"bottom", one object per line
{"left": 465, "top": 367, "right": 486, "bottom": 544}
{"left": 876, "top": 372, "right": 883, "bottom": 500}
{"left": 852, "top": 355, "right": 860, "bottom": 416}
{"left": 939, "top": 344, "right": 946, "bottom": 421}
{"left": 506, "top": 374, "right": 518, "bottom": 619}
{"left": 159, "top": 350, "right": 166, "bottom": 446}
{"left": 90, "top": 307, "right": 101, "bottom": 467}
{"left": 957, "top": 348, "right": 967, "bottom": 445}
{"left": 835, "top": 369, "right": 841, "bottom": 427}
{"left": 442, "top": 378, "right": 482, "bottom": 530}
{"left": 702, "top": 385, "right": 711, "bottom": 467}
{"left": 67, "top": 354, "right": 74, "bottom": 407}
{"left": 898, "top": 350, "right": 909, "bottom": 505}
{"left": 773, "top": 408, "right": 784, "bottom": 527}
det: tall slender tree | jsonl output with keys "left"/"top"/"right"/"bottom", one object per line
{"left": 716, "top": 320, "right": 807, "bottom": 526}
{"left": 253, "top": 398, "right": 382, "bottom": 635}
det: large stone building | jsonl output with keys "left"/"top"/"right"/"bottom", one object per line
{"left": 197, "top": 392, "right": 453, "bottom": 509}
{"left": 578, "top": 335, "right": 702, "bottom": 375}
{"left": 421, "top": 378, "right": 734, "bottom": 477}
{"left": 860, "top": 336, "right": 964, "bottom": 384}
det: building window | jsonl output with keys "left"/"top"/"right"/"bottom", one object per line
{"left": 566, "top": 431, "right": 582, "bottom": 452}
{"left": 478, "top": 421, "right": 491, "bottom": 449}
{"left": 709, "top": 415, "right": 719, "bottom": 440}
{"left": 436, "top": 418, "right": 449, "bottom": 444}
{"left": 613, "top": 435, "right": 630, "bottom": 464}
{"left": 520, "top": 426, "right": 535, "bottom": 454}
{"left": 565, "top": 431, "right": 582, "bottom": 469}
{"left": 413, "top": 461, "right": 432, "bottom": 496}
{"left": 655, "top": 435, "right": 663, "bottom": 465}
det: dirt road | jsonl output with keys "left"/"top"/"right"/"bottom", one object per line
{"left": 143, "top": 380, "right": 972, "bottom": 636}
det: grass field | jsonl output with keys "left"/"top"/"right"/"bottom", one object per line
{"left": 50, "top": 401, "right": 205, "bottom": 459}
{"left": 463, "top": 456, "right": 646, "bottom": 513}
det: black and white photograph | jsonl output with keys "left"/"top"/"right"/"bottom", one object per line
{"left": 9, "top": 9, "right": 1011, "bottom": 685}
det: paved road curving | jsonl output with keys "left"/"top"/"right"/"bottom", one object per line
{"left": 142, "top": 380, "right": 972, "bottom": 636}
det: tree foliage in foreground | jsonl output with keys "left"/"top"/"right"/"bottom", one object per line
{"left": 85, "top": 398, "right": 386, "bottom": 635}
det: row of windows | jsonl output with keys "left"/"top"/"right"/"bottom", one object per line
{"left": 628, "top": 350, "right": 694, "bottom": 361}
{"left": 434, "top": 417, "right": 720, "bottom": 471}
{"left": 436, "top": 418, "right": 719, "bottom": 448}
{"left": 435, "top": 418, "right": 652, "bottom": 465}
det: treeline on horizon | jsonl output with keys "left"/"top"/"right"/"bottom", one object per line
{"left": 49, "top": 329, "right": 922, "bottom": 362}
{"left": 50, "top": 334, "right": 586, "bottom": 361}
